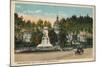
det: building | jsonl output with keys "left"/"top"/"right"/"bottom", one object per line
{"left": 53, "top": 16, "right": 60, "bottom": 34}
{"left": 22, "top": 29, "right": 32, "bottom": 43}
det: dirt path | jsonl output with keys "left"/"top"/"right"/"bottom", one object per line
{"left": 15, "top": 48, "right": 94, "bottom": 62}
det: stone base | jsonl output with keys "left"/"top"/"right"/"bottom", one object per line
{"left": 37, "top": 44, "right": 53, "bottom": 48}
{"left": 36, "top": 47, "right": 61, "bottom": 52}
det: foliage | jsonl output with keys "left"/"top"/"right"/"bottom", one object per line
{"left": 14, "top": 13, "right": 93, "bottom": 49}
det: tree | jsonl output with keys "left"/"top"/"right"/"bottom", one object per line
{"left": 37, "top": 19, "right": 44, "bottom": 30}
{"left": 31, "top": 30, "right": 43, "bottom": 46}
{"left": 25, "top": 20, "right": 33, "bottom": 30}
{"left": 59, "top": 31, "right": 67, "bottom": 48}
{"left": 14, "top": 13, "right": 23, "bottom": 42}
{"left": 48, "top": 29, "right": 57, "bottom": 46}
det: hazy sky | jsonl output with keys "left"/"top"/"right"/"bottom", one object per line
{"left": 15, "top": 3, "right": 93, "bottom": 18}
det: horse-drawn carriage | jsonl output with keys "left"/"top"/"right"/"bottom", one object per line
{"left": 75, "top": 46, "right": 84, "bottom": 55}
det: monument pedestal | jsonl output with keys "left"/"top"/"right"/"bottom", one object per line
{"left": 37, "top": 37, "right": 53, "bottom": 48}
{"left": 36, "top": 27, "right": 54, "bottom": 51}
{"left": 36, "top": 27, "right": 61, "bottom": 51}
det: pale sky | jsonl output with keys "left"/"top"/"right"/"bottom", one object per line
{"left": 15, "top": 2, "right": 93, "bottom": 25}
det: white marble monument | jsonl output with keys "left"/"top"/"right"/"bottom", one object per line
{"left": 37, "top": 27, "right": 53, "bottom": 48}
